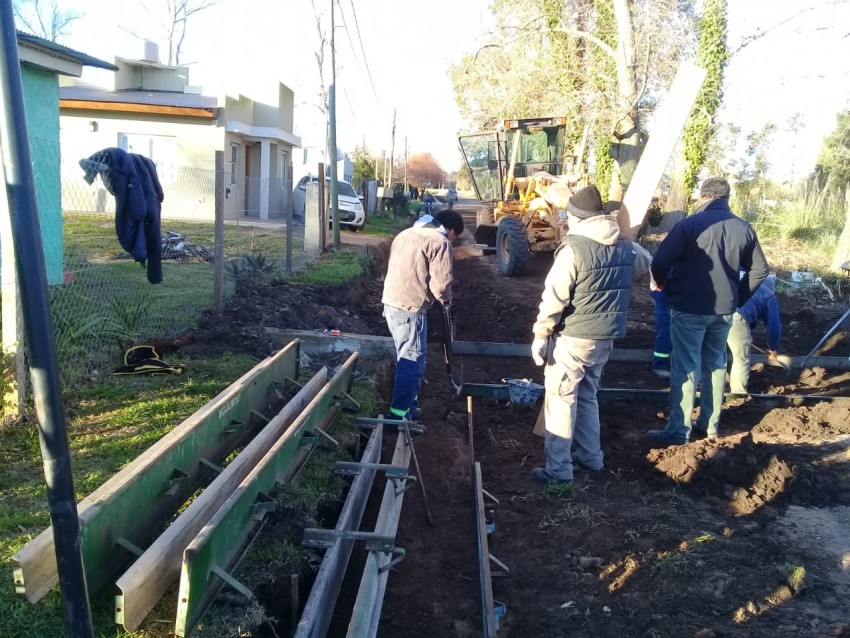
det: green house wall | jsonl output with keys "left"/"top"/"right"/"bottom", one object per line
{"left": 20, "top": 64, "right": 62, "bottom": 285}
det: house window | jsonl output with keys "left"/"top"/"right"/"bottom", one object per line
{"left": 279, "top": 150, "right": 289, "bottom": 189}
{"left": 118, "top": 133, "right": 176, "bottom": 182}
{"left": 230, "top": 143, "right": 239, "bottom": 185}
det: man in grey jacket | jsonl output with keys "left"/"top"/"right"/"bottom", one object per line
{"left": 530, "top": 186, "right": 651, "bottom": 486}
{"left": 382, "top": 210, "right": 465, "bottom": 420}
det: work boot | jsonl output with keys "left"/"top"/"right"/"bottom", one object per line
{"left": 691, "top": 424, "right": 718, "bottom": 440}
{"left": 651, "top": 357, "right": 671, "bottom": 379}
{"left": 409, "top": 406, "right": 423, "bottom": 419}
{"left": 530, "top": 467, "right": 572, "bottom": 487}
{"left": 646, "top": 429, "right": 688, "bottom": 446}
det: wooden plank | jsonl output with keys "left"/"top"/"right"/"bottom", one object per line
{"left": 620, "top": 62, "right": 707, "bottom": 239}
{"left": 12, "top": 341, "right": 300, "bottom": 603}
{"left": 115, "top": 364, "right": 336, "bottom": 631}
{"left": 59, "top": 99, "right": 214, "bottom": 118}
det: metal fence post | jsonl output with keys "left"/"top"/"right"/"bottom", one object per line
{"left": 214, "top": 151, "right": 224, "bottom": 315}
{"left": 286, "top": 173, "right": 293, "bottom": 275}
{"left": 0, "top": 5, "right": 94, "bottom": 635}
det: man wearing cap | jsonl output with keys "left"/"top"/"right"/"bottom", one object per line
{"left": 382, "top": 210, "right": 465, "bottom": 421}
{"left": 529, "top": 186, "right": 651, "bottom": 486}
{"left": 647, "top": 177, "right": 769, "bottom": 445}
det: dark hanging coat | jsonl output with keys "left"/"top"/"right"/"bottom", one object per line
{"left": 80, "top": 147, "right": 164, "bottom": 284}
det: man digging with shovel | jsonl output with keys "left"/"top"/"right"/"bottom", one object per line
{"left": 382, "top": 210, "right": 465, "bottom": 422}
{"left": 530, "top": 187, "right": 651, "bottom": 486}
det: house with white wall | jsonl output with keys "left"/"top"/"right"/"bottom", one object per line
{"left": 59, "top": 46, "right": 300, "bottom": 222}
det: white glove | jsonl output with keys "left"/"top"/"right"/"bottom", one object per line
{"left": 531, "top": 337, "right": 548, "bottom": 366}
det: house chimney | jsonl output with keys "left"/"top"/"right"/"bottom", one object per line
{"left": 143, "top": 40, "right": 160, "bottom": 63}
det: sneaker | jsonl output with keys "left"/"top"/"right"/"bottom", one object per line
{"left": 382, "top": 413, "right": 427, "bottom": 434}
{"left": 646, "top": 429, "right": 688, "bottom": 446}
{"left": 531, "top": 467, "right": 572, "bottom": 486}
{"left": 652, "top": 368, "right": 671, "bottom": 379}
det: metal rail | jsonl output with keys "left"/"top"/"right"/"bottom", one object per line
{"left": 174, "top": 355, "right": 360, "bottom": 637}
{"left": 293, "top": 425, "right": 383, "bottom": 638}
{"left": 345, "top": 429, "right": 414, "bottom": 637}
{"left": 13, "top": 341, "right": 301, "bottom": 604}
{"left": 474, "top": 462, "right": 507, "bottom": 637}
{"left": 459, "top": 383, "right": 850, "bottom": 406}
{"left": 122, "top": 354, "right": 357, "bottom": 633}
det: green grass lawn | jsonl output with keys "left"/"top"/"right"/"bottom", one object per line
{"left": 291, "top": 249, "right": 375, "bottom": 286}
{"left": 0, "top": 353, "right": 258, "bottom": 638}
{"left": 361, "top": 213, "right": 411, "bottom": 237}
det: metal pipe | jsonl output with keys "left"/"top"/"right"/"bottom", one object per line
{"left": 800, "top": 306, "right": 850, "bottom": 368}
{"left": 0, "top": 6, "right": 94, "bottom": 636}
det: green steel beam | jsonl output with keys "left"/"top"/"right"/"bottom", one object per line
{"left": 12, "top": 341, "right": 301, "bottom": 604}
{"left": 174, "top": 353, "right": 359, "bottom": 638}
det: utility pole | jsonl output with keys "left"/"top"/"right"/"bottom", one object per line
{"left": 388, "top": 108, "right": 396, "bottom": 190}
{"left": 328, "top": 0, "right": 340, "bottom": 250}
{"left": 404, "top": 136, "right": 408, "bottom": 196}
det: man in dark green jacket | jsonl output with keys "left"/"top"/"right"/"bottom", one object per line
{"left": 530, "top": 186, "right": 651, "bottom": 485}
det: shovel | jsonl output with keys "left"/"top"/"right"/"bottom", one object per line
{"left": 441, "top": 305, "right": 462, "bottom": 395}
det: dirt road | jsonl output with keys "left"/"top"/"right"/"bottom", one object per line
{"left": 373, "top": 204, "right": 850, "bottom": 637}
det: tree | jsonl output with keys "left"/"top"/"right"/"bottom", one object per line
{"left": 351, "top": 146, "right": 376, "bottom": 190}
{"left": 814, "top": 110, "right": 850, "bottom": 192}
{"left": 163, "top": 0, "right": 216, "bottom": 65}
{"left": 744, "top": 122, "right": 778, "bottom": 187}
{"left": 678, "top": 0, "right": 728, "bottom": 203}
{"left": 123, "top": 1, "right": 217, "bottom": 65}
{"left": 13, "top": 0, "right": 80, "bottom": 42}
{"left": 407, "top": 153, "right": 444, "bottom": 189}
{"left": 450, "top": 1, "right": 697, "bottom": 197}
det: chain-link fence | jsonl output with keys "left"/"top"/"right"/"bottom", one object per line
{"left": 2, "top": 140, "right": 310, "bottom": 392}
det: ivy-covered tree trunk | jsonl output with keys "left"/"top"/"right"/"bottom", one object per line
{"left": 679, "top": 0, "right": 728, "bottom": 197}
{"left": 592, "top": 0, "right": 617, "bottom": 196}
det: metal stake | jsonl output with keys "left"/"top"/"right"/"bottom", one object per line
{"left": 403, "top": 424, "right": 434, "bottom": 526}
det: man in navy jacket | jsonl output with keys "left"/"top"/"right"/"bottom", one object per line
{"left": 647, "top": 177, "right": 769, "bottom": 444}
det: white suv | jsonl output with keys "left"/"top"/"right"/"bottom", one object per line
{"left": 292, "top": 176, "right": 366, "bottom": 230}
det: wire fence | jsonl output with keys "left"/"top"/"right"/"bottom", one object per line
{"left": 2, "top": 140, "right": 310, "bottom": 393}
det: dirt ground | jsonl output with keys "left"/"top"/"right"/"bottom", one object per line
{"left": 186, "top": 209, "right": 850, "bottom": 637}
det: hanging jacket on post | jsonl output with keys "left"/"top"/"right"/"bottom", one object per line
{"left": 129, "top": 154, "right": 164, "bottom": 284}
{"left": 80, "top": 147, "right": 164, "bottom": 284}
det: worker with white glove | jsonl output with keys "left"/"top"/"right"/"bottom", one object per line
{"left": 529, "top": 189, "right": 650, "bottom": 486}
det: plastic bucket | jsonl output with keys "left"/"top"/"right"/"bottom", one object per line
{"left": 505, "top": 378, "right": 544, "bottom": 404}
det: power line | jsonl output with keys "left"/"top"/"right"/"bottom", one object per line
{"left": 343, "top": 0, "right": 381, "bottom": 108}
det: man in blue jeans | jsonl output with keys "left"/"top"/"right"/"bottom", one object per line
{"left": 647, "top": 177, "right": 769, "bottom": 445}
{"left": 650, "top": 288, "right": 672, "bottom": 378}
{"left": 381, "top": 210, "right": 465, "bottom": 420}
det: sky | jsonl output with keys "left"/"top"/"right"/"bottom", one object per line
{"left": 45, "top": 0, "right": 850, "bottom": 180}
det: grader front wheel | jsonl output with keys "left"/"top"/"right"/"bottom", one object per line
{"left": 496, "top": 217, "right": 530, "bottom": 276}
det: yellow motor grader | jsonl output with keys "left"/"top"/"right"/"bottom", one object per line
{"left": 459, "top": 117, "right": 588, "bottom": 276}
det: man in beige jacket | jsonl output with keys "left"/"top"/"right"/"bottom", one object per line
{"left": 382, "top": 210, "right": 465, "bottom": 420}
{"left": 530, "top": 187, "right": 650, "bottom": 486}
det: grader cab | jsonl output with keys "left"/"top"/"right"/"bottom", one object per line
{"left": 459, "top": 117, "right": 587, "bottom": 276}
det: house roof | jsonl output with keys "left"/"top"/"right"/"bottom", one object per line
{"left": 59, "top": 85, "right": 218, "bottom": 110}
{"left": 16, "top": 31, "right": 117, "bottom": 71}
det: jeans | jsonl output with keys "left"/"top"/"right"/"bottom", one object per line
{"left": 384, "top": 304, "right": 427, "bottom": 418}
{"left": 651, "top": 290, "right": 671, "bottom": 370}
{"left": 727, "top": 311, "right": 751, "bottom": 394}
{"left": 542, "top": 335, "right": 612, "bottom": 480}
{"left": 666, "top": 310, "right": 733, "bottom": 438}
